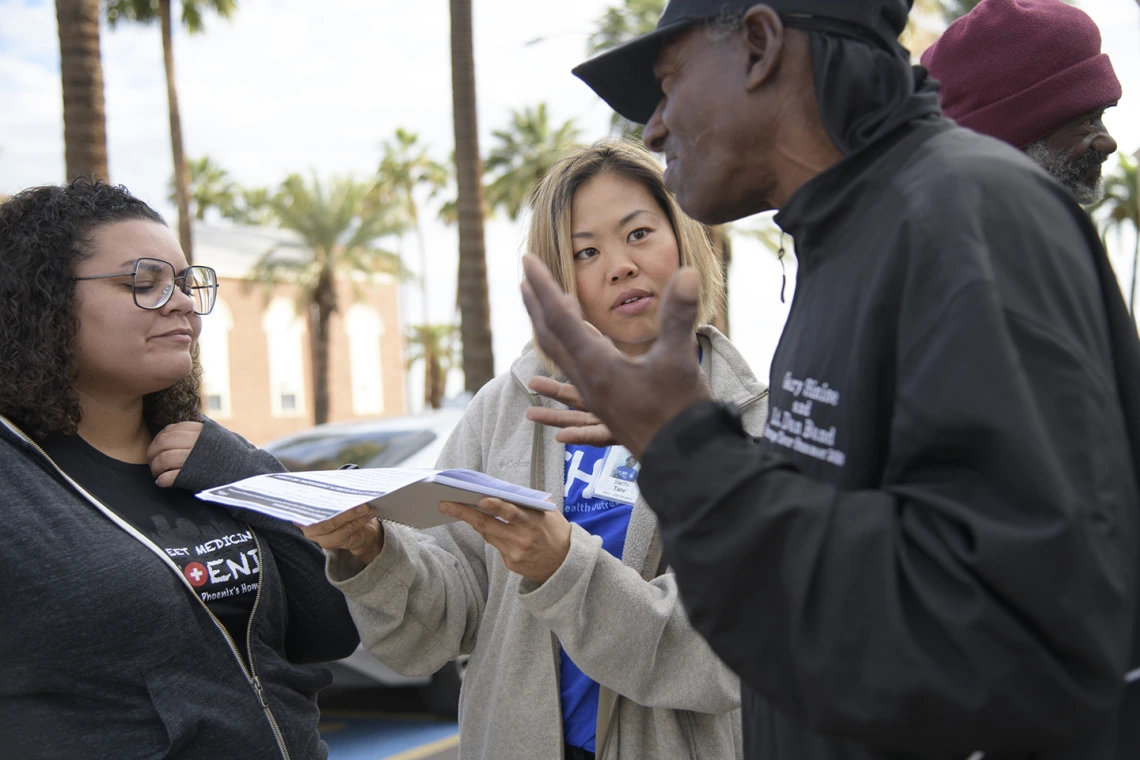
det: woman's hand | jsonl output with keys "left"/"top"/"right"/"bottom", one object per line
{"left": 148, "top": 421, "right": 204, "bottom": 487}
{"left": 439, "top": 498, "right": 571, "bottom": 584}
{"left": 299, "top": 503, "right": 385, "bottom": 565}
{"left": 525, "top": 377, "right": 618, "bottom": 447}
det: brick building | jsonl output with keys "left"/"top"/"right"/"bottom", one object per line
{"left": 193, "top": 223, "right": 407, "bottom": 446}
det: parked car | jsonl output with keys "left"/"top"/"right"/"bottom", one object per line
{"left": 263, "top": 405, "right": 469, "bottom": 716}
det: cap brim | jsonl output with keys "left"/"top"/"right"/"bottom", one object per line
{"left": 572, "top": 19, "right": 699, "bottom": 125}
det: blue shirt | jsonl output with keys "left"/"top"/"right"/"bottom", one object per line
{"left": 560, "top": 444, "right": 635, "bottom": 752}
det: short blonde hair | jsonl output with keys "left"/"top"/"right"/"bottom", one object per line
{"left": 526, "top": 139, "right": 725, "bottom": 337}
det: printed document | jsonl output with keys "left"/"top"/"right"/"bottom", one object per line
{"left": 197, "top": 468, "right": 555, "bottom": 529}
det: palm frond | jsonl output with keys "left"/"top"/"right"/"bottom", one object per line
{"left": 484, "top": 103, "right": 582, "bottom": 220}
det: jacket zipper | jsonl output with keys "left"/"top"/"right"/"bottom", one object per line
{"left": 246, "top": 532, "right": 292, "bottom": 760}
{"left": 1, "top": 417, "right": 292, "bottom": 760}
{"left": 516, "top": 372, "right": 747, "bottom": 758}
{"left": 737, "top": 388, "right": 770, "bottom": 415}
{"left": 515, "top": 375, "right": 569, "bottom": 757}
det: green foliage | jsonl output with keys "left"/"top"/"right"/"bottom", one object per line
{"left": 406, "top": 323, "right": 461, "bottom": 409}
{"left": 484, "top": 103, "right": 582, "bottom": 221}
{"left": 247, "top": 173, "right": 408, "bottom": 302}
{"left": 174, "top": 155, "right": 236, "bottom": 220}
{"left": 377, "top": 128, "right": 449, "bottom": 228}
{"left": 106, "top": 0, "right": 237, "bottom": 32}
{"left": 406, "top": 324, "right": 462, "bottom": 369}
{"left": 1091, "top": 154, "right": 1140, "bottom": 313}
{"left": 225, "top": 186, "right": 276, "bottom": 226}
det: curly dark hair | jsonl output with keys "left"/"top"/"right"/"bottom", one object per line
{"left": 0, "top": 178, "right": 202, "bottom": 440}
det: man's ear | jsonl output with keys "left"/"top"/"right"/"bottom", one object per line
{"left": 742, "top": 5, "right": 784, "bottom": 92}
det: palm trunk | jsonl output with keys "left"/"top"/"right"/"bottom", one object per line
{"left": 427, "top": 353, "right": 445, "bottom": 410}
{"left": 710, "top": 226, "right": 731, "bottom": 336}
{"left": 160, "top": 0, "right": 193, "bottom": 263}
{"left": 55, "top": 0, "right": 108, "bottom": 182}
{"left": 413, "top": 219, "right": 433, "bottom": 412}
{"left": 449, "top": 0, "right": 495, "bottom": 392}
{"left": 1130, "top": 235, "right": 1139, "bottom": 319}
{"left": 415, "top": 214, "right": 431, "bottom": 328}
{"left": 311, "top": 269, "right": 336, "bottom": 425}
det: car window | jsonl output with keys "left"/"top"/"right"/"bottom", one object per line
{"left": 270, "top": 429, "right": 438, "bottom": 472}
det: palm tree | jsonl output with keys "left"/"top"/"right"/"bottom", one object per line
{"left": 55, "top": 0, "right": 109, "bottom": 181}
{"left": 176, "top": 155, "right": 236, "bottom": 220}
{"left": 222, "top": 186, "right": 276, "bottom": 226}
{"left": 485, "top": 104, "right": 582, "bottom": 221}
{"left": 105, "top": 0, "right": 237, "bottom": 264}
{"left": 249, "top": 174, "right": 407, "bottom": 425}
{"left": 1092, "top": 154, "right": 1140, "bottom": 317}
{"left": 407, "top": 324, "right": 461, "bottom": 410}
{"left": 449, "top": 0, "right": 495, "bottom": 393}
{"left": 377, "top": 129, "right": 450, "bottom": 326}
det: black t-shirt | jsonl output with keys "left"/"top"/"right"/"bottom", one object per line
{"left": 43, "top": 435, "right": 260, "bottom": 666}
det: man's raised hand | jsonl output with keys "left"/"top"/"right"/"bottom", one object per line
{"left": 520, "top": 254, "right": 713, "bottom": 459}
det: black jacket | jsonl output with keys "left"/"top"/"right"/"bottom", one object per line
{"left": 0, "top": 417, "right": 359, "bottom": 759}
{"left": 640, "top": 118, "right": 1140, "bottom": 759}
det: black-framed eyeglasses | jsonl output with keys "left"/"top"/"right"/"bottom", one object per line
{"left": 74, "top": 257, "right": 219, "bottom": 315}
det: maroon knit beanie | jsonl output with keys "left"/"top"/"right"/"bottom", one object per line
{"left": 920, "top": 0, "right": 1121, "bottom": 149}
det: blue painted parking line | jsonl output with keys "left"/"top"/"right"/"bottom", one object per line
{"left": 320, "top": 711, "right": 459, "bottom": 760}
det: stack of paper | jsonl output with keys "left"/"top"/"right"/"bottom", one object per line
{"left": 197, "top": 468, "right": 555, "bottom": 529}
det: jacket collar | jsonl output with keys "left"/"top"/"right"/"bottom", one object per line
{"left": 774, "top": 116, "right": 954, "bottom": 267}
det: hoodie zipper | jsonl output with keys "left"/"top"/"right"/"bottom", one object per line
{"left": 737, "top": 388, "right": 770, "bottom": 415}
{"left": 513, "top": 375, "right": 577, "bottom": 757}
{"left": 1, "top": 417, "right": 292, "bottom": 760}
{"left": 514, "top": 369, "right": 760, "bottom": 759}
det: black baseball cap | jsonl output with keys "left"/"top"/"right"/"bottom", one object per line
{"left": 572, "top": 0, "right": 913, "bottom": 124}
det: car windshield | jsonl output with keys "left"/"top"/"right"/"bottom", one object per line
{"left": 269, "top": 429, "right": 438, "bottom": 472}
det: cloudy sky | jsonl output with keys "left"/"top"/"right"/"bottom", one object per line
{"left": 2, "top": 0, "right": 1138, "bottom": 411}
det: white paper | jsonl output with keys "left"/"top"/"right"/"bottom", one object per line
{"left": 197, "top": 467, "right": 554, "bottom": 527}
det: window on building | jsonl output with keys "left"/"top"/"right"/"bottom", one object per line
{"left": 345, "top": 304, "right": 385, "bottom": 416}
{"left": 198, "top": 298, "right": 234, "bottom": 418}
{"left": 262, "top": 298, "right": 307, "bottom": 418}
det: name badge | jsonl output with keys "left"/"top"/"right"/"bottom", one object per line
{"left": 586, "top": 445, "right": 641, "bottom": 506}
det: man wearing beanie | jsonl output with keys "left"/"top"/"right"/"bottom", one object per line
{"left": 519, "top": 0, "right": 1140, "bottom": 758}
{"left": 922, "top": 0, "right": 1121, "bottom": 205}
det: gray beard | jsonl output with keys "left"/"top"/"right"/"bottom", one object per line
{"left": 1024, "top": 140, "right": 1108, "bottom": 206}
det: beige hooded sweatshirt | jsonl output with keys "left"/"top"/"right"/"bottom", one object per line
{"left": 327, "top": 326, "right": 769, "bottom": 759}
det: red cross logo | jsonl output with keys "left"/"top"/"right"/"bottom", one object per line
{"left": 184, "top": 562, "right": 208, "bottom": 587}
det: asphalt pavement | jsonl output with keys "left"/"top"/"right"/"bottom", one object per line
{"left": 319, "top": 686, "right": 459, "bottom": 760}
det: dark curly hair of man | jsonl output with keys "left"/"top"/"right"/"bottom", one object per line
{"left": 0, "top": 178, "right": 203, "bottom": 441}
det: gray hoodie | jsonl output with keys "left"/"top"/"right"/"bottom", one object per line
{"left": 327, "top": 326, "right": 768, "bottom": 760}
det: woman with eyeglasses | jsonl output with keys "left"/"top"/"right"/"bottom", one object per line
{"left": 0, "top": 179, "right": 359, "bottom": 759}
